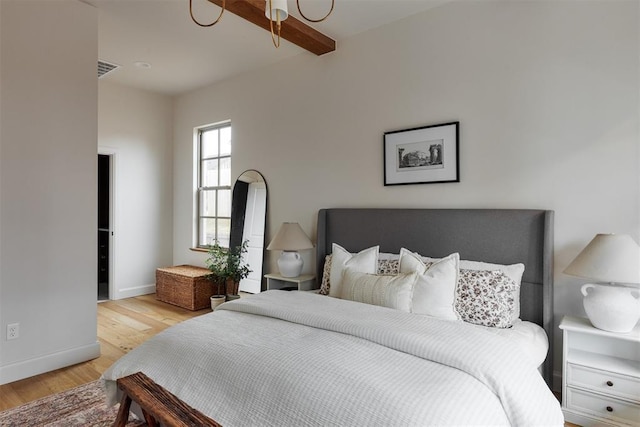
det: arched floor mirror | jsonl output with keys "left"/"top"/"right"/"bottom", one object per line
{"left": 230, "top": 170, "right": 267, "bottom": 293}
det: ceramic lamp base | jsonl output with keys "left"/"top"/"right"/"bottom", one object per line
{"left": 582, "top": 283, "right": 640, "bottom": 333}
{"left": 278, "top": 251, "right": 303, "bottom": 278}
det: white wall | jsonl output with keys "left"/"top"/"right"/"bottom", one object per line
{"left": 173, "top": 0, "right": 639, "bottom": 390}
{"left": 0, "top": 0, "right": 100, "bottom": 384}
{"left": 98, "top": 81, "right": 174, "bottom": 299}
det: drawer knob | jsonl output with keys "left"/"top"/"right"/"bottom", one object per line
{"left": 606, "top": 406, "right": 613, "bottom": 412}
{"left": 606, "top": 381, "right": 614, "bottom": 387}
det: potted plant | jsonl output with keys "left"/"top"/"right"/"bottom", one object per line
{"left": 205, "top": 240, "right": 252, "bottom": 303}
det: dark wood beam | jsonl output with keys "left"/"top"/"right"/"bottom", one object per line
{"left": 206, "top": 0, "right": 336, "bottom": 55}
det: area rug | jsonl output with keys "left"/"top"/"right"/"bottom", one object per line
{"left": 0, "top": 380, "right": 144, "bottom": 426}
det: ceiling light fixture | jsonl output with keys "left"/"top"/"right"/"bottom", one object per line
{"left": 295, "top": 0, "right": 334, "bottom": 23}
{"left": 266, "top": 0, "right": 288, "bottom": 48}
{"left": 189, "top": 0, "right": 335, "bottom": 48}
{"left": 189, "top": 0, "right": 225, "bottom": 27}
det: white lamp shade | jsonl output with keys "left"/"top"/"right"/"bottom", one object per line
{"left": 265, "top": 0, "right": 288, "bottom": 21}
{"left": 267, "top": 222, "right": 313, "bottom": 251}
{"left": 564, "top": 234, "right": 640, "bottom": 284}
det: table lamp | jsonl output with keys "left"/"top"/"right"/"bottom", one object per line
{"left": 564, "top": 233, "right": 640, "bottom": 333}
{"left": 267, "top": 222, "right": 313, "bottom": 277}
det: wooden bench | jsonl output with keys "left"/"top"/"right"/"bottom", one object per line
{"left": 114, "top": 371, "right": 221, "bottom": 427}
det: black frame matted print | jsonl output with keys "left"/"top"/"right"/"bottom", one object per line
{"left": 384, "top": 121, "right": 459, "bottom": 186}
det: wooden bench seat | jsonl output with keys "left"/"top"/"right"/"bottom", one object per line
{"left": 114, "top": 371, "right": 221, "bottom": 427}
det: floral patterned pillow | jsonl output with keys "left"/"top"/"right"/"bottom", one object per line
{"left": 377, "top": 259, "right": 399, "bottom": 275}
{"left": 455, "top": 269, "right": 518, "bottom": 328}
{"left": 319, "top": 255, "right": 333, "bottom": 295}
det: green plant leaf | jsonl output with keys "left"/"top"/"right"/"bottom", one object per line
{"left": 205, "top": 239, "right": 252, "bottom": 284}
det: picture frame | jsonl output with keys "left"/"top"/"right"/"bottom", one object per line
{"left": 383, "top": 121, "right": 459, "bottom": 186}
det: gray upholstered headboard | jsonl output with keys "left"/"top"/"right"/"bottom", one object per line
{"left": 315, "top": 208, "right": 554, "bottom": 387}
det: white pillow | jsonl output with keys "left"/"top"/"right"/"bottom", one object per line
{"left": 422, "top": 256, "right": 524, "bottom": 285}
{"left": 399, "top": 249, "right": 460, "bottom": 321}
{"left": 329, "top": 244, "right": 379, "bottom": 298}
{"left": 340, "top": 269, "right": 416, "bottom": 312}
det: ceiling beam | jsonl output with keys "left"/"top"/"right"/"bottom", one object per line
{"left": 206, "top": 0, "right": 336, "bottom": 55}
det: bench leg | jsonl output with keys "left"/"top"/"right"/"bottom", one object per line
{"left": 115, "top": 372, "right": 221, "bottom": 426}
{"left": 141, "top": 408, "right": 159, "bottom": 427}
{"left": 113, "top": 393, "right": 132, "bottom": 427}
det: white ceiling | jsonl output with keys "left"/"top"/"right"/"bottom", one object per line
{"left": 84, "top": 0, "right": 448, "bottom": 96}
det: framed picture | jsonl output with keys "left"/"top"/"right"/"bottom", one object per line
{"left": 383, "top": 121, "right": 459, "bottom": 186}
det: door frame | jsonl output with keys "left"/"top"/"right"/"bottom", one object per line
{"left": 98, "top": 147, "right": 117, "bottom": 300}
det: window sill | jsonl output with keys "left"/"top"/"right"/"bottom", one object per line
{"left": 189, "top": 247, "right": 208, "bottom": 253}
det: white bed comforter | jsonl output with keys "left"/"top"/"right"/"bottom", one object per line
{"left": 102, "top": 291, "right": 563, "bottom": 426}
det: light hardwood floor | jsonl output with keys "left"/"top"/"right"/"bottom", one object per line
{"left": 0, "top": 294, "right": 209, "bottom": 412}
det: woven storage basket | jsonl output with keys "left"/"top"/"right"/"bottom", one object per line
{"left": 156, "top": 265, "right": 213, "bottom": 310}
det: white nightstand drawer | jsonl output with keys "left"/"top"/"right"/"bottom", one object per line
{"left": 566, "top": 387, "right": 640, "bottom": 424}
{"left": 568, "top": 363, "right": 640, "bottom": 402}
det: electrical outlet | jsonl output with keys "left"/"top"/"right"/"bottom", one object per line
{"left": 7, "top": 323, "right": 19, "bottom": 340}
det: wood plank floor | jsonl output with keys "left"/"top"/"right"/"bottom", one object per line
{"left": 0, "top": 294, "right": 209, "bottom": 412}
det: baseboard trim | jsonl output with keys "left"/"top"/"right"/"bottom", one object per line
{"left": 115, "top": 283, "right": 156, "bottom": 300}
{"left": 0, "top": 341, "right": 101, "bottom": 385}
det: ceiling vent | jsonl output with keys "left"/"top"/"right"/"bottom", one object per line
{"left": 98, "top": 60, "right": 120, "bottom": 79}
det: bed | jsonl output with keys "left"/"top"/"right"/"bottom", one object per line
{"left": 102, "top": 208, "right": 563, "bottom": 426}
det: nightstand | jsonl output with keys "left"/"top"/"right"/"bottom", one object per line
{"left": 559, "top": 315, "right": 640, "bottom": 426}
{"left": 264, "top": 273, "right": 316, "bottom": 291}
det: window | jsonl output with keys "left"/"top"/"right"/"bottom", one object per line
{"left": 196, "top": 122, "right": 232, "bottom": 248}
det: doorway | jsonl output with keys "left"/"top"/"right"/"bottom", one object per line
{"left": 98, "top": 154, "right": 110, "bottom": 301}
